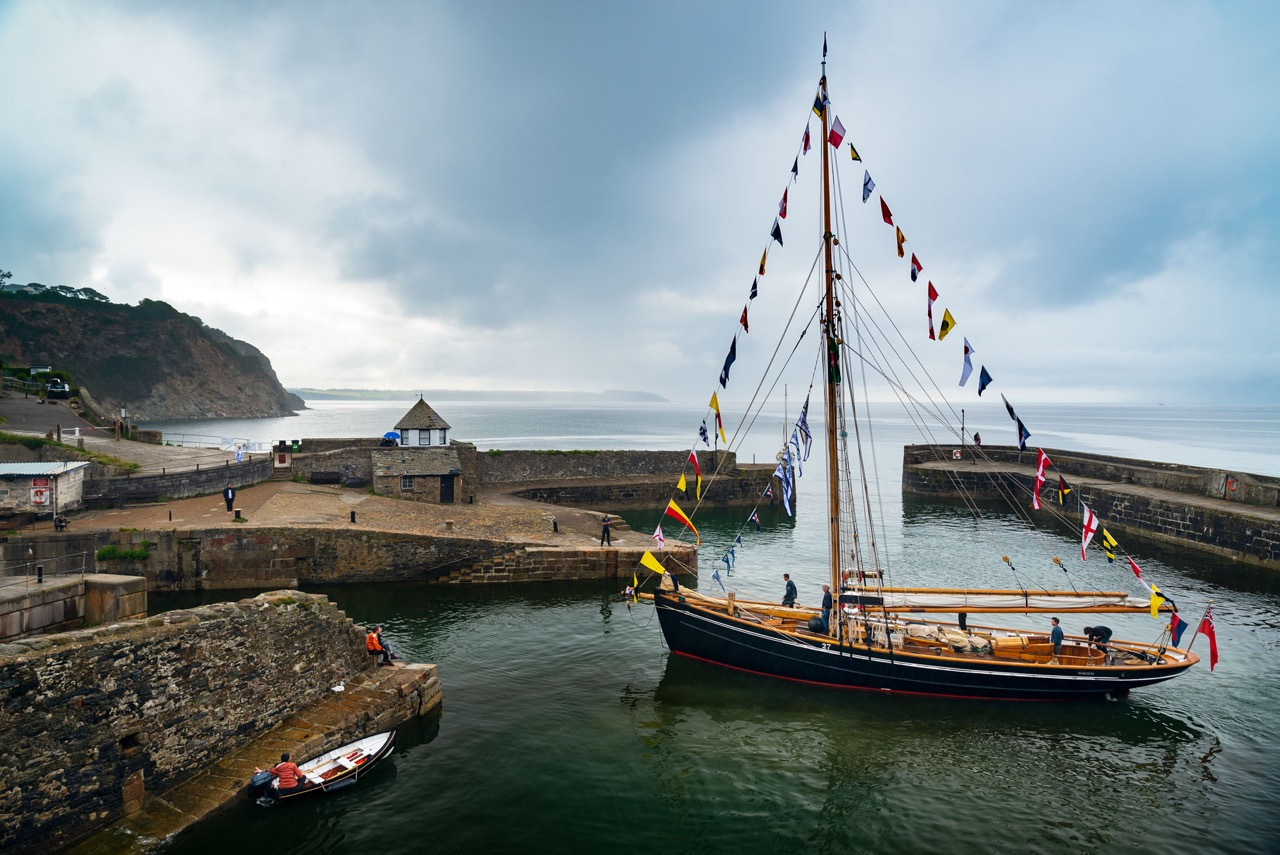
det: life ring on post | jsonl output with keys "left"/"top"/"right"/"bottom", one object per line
{"left": 952, "top": 449, "right": 962, "bottom": 460}
{"left": 1226, "top": 477, "right": 1238, "bottom": 493}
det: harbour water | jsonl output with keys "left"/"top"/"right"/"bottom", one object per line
{"left": 147, "top": 401, "right": 1280, "bottom": 853}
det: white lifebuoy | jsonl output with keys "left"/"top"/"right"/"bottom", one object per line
{"left": 952, "top": 449, "right": 961, "bottom": 460}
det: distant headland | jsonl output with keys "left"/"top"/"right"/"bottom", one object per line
{"left": 290, "top": 388, "right": 668, "bottom": 403}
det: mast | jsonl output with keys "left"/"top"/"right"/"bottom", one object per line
{"left": 817, "top": 56, "right": 842, "bottom": 625}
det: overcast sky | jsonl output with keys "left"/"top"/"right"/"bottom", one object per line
{"left": 1, "top": 1, "right": 1277, "bottom": 406}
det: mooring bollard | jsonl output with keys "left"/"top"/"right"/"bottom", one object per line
{"left": 444, "top": 520, "right": 455, "bottom": 532}
{"left": 36, "top": 564, "right": 44, "bottom": 584}
{"left": 350, "top": 510, "right": 356, "bottom": 524}
{"left": 552, "top": 516, "right": 558, "bottom": 533}
{"left": 234, "top": 509, "right": 242, "bottom": 521}
{"left": 168, "top": 510, "right": 172, "bottom": 522}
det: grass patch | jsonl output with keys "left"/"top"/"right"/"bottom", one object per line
{"left": 0, "top": 431, "right": 140, "bottom": 471}
{"left": 96, "top": 545, "right": 150, "bottom": 561}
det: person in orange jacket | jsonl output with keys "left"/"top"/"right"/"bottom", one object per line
{"left": 366, "top": 626, "right": 391, "bottom": 666}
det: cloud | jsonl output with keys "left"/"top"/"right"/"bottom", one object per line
{"left": 0, "top": 0, "right": 1277, "bottom": 406}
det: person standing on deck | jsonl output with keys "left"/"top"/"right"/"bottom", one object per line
{"left": 1050, "top": 617, "right": 1063, "bottom": 664}
{"left": 782, "top": 573, "right": 797, "bottom": 607}
{"left": 820, "top": 584, "right": 832, "bottom": 632}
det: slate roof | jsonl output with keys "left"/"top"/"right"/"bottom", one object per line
{"left": 394, "top": 398, "right": 451, "bottom": 431}
{"left": 372, "top": 447, "right": 462, "bottom": 477}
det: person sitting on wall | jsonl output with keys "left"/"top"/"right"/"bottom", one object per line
{"left": 366, "top": 626, "right": 392, "bottom": 666}
{"left": 256, "top": 752, "right": 307, "bottom": 795}
{"left": 376, "top": 625, "right": 399, "bottom": 661}
{"left": 53, "top": 515, "right": 69, "bottom": 532}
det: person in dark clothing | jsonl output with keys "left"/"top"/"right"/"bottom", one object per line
{"left": 223, "top": 483, "right": 236, "bottom": 513}
{"left": 600, "top": 515, "right": 612, "bottom": 546}
{"left": 781, "top": 573, "right": 797, "bottom": 607}
{"left": 1082, "top": 625, "right": 1113, "bottom": 659}
{"left": 1050, "top": 617, "right": 1063, "bottom": 663}
{"left": 820, "top": 584, "right": 833, "bottom": 632}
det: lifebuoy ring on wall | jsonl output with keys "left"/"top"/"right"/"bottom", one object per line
{"left": 952, "top": 449, "right": 961, "bottom": 460}
{"left": 1226, "top": 478, "right": 1238, "bottom": 493}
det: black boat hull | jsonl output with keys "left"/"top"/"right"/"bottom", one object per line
{"left": 655, "top": 592, "right": 1193, "bottom": 701}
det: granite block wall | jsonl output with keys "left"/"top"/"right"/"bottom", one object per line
{"left": 0, "top": 590, "right": 374, "bottom": 854}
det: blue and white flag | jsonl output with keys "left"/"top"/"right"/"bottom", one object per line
{"left": 959, "top": 338, "right": 974, "bottom": 387}
{"left": 711, "top": 568, "right": 727, "bottom": 593}
{"left": 796, "top": 395, "right": 813, "bottom": 461}
{"left": 862, "top": 170, "right": 875, "bottom": 203}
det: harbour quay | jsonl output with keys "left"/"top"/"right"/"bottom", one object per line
{"left": 902, "top": 444, "right": 1280, "bottom": 570}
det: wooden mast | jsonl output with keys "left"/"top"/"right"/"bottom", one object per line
{"left": 817, "top": 58, "right": 842, "bottom": 635}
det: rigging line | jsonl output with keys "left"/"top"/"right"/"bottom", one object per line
{"left": 830, "top": 281, "right": 1053, "bottom": 592}
{"left": 819, "top": 235, "right": 1076, "bottom": 596}
{"left": 832, "top": 154, "right": 895, "bottom": 590}
{"left": 829, "top": 240, "right": 1087, "bottom": 592}
{"left": 692, "top": 245, "right": 823, "bottom": 520}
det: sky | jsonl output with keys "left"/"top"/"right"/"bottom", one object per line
{"left": 1, "top": 0, "right": 1278, "bottom": 407}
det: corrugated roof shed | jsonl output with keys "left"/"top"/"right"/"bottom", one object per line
{"left": 0, "top": 462, "right": 90, "bottom": 476}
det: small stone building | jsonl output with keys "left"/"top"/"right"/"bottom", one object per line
{"left": 371, "top": 398, "right": 476, "bottom": 503}
{"left": 0, "top": 462, "right": 90, "bottom": 517}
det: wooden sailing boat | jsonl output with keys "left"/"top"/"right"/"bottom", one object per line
{"left": 647, "top": 47, "right": 1199, "bottom": 701}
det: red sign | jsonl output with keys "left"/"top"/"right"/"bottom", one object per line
{"left": 31, "top": 477, "right": 49, "bottom": 487}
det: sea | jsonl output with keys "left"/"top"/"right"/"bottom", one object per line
{"left": 143, "top": 400, "right": 1280, "bottom": 854}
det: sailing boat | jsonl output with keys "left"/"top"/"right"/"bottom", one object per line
{"left": 643, "top": 46, "right": 1200, "bottom": 701}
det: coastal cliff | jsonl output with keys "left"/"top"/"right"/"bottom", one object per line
{"left": 0, "top": 291, "right": 302, "bottom": 420}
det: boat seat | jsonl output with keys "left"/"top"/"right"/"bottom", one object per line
{"left": 306, "top": 772, "right": 326, "bottom": 785}
{"left": 336, "top": 757, "right": 358, "bottom": 770}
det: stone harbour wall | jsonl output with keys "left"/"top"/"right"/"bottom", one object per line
{"left": 902, "top": 455, "right": 1280, "bottom": 570}
{"left": 2, "top": 528, "right": 697, "bottom": 590}
{"left": 0, "top": 590, "right": 376, "bottom": 855}
{"left": 513, "top": 469, "right": 779, "bottom": 510}
{"left": 476, "top": 449, "right": 738, "bottom": 484}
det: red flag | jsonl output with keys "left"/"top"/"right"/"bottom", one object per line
{"left": 1081, "top": 503, "right": 1098, "bottom": 560}
{"left": 910, "top": 254, "right": 922, "bottom": 282}
{"left": 802, "top": 124, "right": 811, "bottom": 154}
{"left": 688, "top": 450, "right": 702, "bottom": 500}
{"left": 778, "top": 187, "right": 788, "bottom": 219}
{"left": 927, "top": 281, "right": 938, "bottom": 340}
{"left": 739, "top": 305, "right": 749, "bottom": 333}
{"left": 880, "top": 196, "right": 893, "bottom": 225}
{"left": 664, "top": 499, "right": 700, "bottom": 545}
{"left": 828, "top": 116, "right": 845, "bottom": 148}
{"left": 1199, "top": 605, "right": 1219, "bottom": 671}
{"left": 1033, "top": 448, "right": 1051, "bottom": 510}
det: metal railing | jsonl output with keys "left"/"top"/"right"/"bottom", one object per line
{"left": 0, "top": 551, "right": 92, "bottom": 587}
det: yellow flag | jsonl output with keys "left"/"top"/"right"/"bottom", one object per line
{"left": 677, "top": 473, "right": 687, "bottom": 492}
{"left": 759, "top": 248, "right": 767, "bottom": 276}
{"left": 1150, "top": 583, "right": 1166, "bottom": 619}
{"left": 849, "top": 143, "right": 861, "bottom": 161}
{"left": 895, "top": 226, "right": 906, "bottom": 258}
{"left": 938, "top": 309, "right": 956, "bottom": 341}
{"left": 640, "top": 550, "right": 667, "bottom": 575}
{"left": 709, "top": 392, "right": 727, "bottom": 444}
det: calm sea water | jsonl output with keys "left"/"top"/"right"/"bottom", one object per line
{"left": 148, "top": 401, "right": 1280, "bottom": 854}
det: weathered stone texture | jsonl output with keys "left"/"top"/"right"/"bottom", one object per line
{"left": 476, "top": 449, "right": 738, "bottom": 484}
{"left": 0, "top": 590, "right": 375, "bottom": 854}
{"left": 902, "top": 446, "right": 1280, "bottom": 569}
{"left": 2, "top": 528, "right": 698, "bottom": 590}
